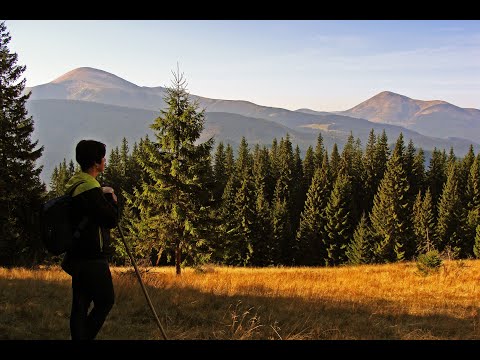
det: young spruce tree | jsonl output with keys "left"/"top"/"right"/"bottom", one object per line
{"left": 125, "top": 69, "right": 214, "bottom": 275}
{"left": 345, "top": 212, "right": 373, "bottom": 265}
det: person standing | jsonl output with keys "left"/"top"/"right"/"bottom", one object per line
{"left": 62, "top": 139, "right": 119, "bottom": 340}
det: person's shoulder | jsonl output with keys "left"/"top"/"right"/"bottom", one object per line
{"left": 76, "top": 182, "right": 101, "bottom": 194}
{"left": 74, "top": 186, "right": 103, "bottom": 201}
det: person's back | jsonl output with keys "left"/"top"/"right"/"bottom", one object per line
{"left": 62, "top": 139, "right": 119, "bottom": 340}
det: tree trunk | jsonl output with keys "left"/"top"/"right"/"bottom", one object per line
{"left": 175, "top": 239, "right": 181, "bottom": 275}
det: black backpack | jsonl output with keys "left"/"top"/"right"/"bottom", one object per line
{"left": 41, "top": 181, "right": 87, "bottom": 256}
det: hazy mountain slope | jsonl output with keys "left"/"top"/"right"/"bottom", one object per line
{"left": 409, "top": 103, "right": 480, "bottom": 140}
{"left": 27, "top": 70, "right": 341, "bottom": 133}
{"left": 23, "top": 68, "right": 422, "bottom": 133}
{"left": 28, "top": 98, "right": 480, "bottom": 188}
{"left": 199, "top": 112, "right": 327, "bottom": 150}
{"left": 295, "top": 108, "right": 333, "bottom": 116}
{"left": 301, "top": 117, "right": 479, "bottom": 159}
{"left": 27, "top": 67, "right": 480, "bottom": 143}
{"left": 27, "top": 68, "right": 319, "bottom": 127}
{"left": 27, "top": 99, "right": 159, "bottom": 185}
{"left": 27, "top": 67, "right": 169, "bottom": 111}
{"left": 27, "top": 100, "right": 337, "bottom": 185}
{"left": 27, "top": 68, "right": 480, "bottom": 145}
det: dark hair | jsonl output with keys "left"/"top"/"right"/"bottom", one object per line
{"left": 75, "top": 140, "right": 106, "bottom": 171}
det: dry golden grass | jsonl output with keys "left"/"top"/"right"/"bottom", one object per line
{"left": 1, "top": 260, "right": 480, "bottom": 340}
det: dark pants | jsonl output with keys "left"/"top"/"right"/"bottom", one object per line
{"left": 70, "top": 258, "right": 114, "bottom": 340}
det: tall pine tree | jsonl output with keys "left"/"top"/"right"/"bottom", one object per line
{"left": 314, "top": 132, "right": 325, "bottom": 169}
{"left": 362, "top": 129, "right": 377, "bottom": 212}
{"left": 212, "top": 141, "right": 227, "bottom": 203}
{"left": 323, "top": 172, "right": 354, "bottom": 266}
{"left": 374, "top": 130, "right": 390, "bottom": 186}
{"left": 412, "top": 189, "right": 436, "bottom": 255}
{"left": 474, "top": 225, "right": 480, "bottom": 259}
{"left": 291, "top": 145, "right": 305, "bottom": 237}
{"left": 0, "top": 22, "right": 46, "bottom": 266}
{"left": 435, "top": 161, "right": 464, "bottom": 257}
{"left": 329, "top": 143, "right": 341, "bottom": 182}
{"left": 251, "top": 145, "right": 274, "bottom": 266}
{"left": 295, "top": 156, "right": 331, "bottom": 266}
{"left": 369, "top": 133, "right": 411, "bottom": 263}
{"left": 426, "top": 147, "right": 447, "bottom": 217}
{"left": 302, "top": 145, "right": 315, "bottom": 194}
{"left": 274, "top": 135, "right": 296, "bottom": 264}
{"left": 466, "top": 154, "right": 480, "bottom": 255}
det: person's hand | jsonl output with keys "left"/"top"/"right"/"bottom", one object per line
{"left": 102, "top": 187, "right": 117, "bottom": 203}
{"left": 102, "top": 186, "right": 114, "bottom": 194}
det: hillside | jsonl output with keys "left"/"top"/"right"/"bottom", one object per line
{"left": 28, "top": 100, "right": 332, "bottom": 184}
{"left": 25, "top": 67, "right": 480, "bottom": 185}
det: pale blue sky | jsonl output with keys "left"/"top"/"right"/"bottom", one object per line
{"left": 5, "top": 20, "right": 480, "bottom": 111}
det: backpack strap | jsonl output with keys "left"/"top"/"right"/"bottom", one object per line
{"left": 69, "top": 181, "right": 88, "bottom": 240}
{"left": 67, "top": 181, "right": 86, "bottom": 196}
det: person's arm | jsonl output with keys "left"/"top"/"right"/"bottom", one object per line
{"left": 83, "top": 187, "right": 119, "bottom": 229}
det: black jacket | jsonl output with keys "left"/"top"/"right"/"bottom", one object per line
{"left": 65, "top": 173, "right": 119, "bottom": 261}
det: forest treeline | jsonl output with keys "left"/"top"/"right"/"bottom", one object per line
{"left": 2, "top": 20, "right": 480, "bottom": 271}
{"left": 47, "top": 128, "right": 480, "bottom": 269}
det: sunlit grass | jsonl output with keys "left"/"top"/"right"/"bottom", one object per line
{"left": 1, "top": 260, "right": 479, "bottom": 339}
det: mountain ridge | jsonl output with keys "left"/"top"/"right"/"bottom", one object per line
{"left": 24, "top": 67, "right": 480, "bottom": 185}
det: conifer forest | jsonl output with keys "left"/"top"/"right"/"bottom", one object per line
{"left": 2, "top": 20, "right": 480, "bottom": 272}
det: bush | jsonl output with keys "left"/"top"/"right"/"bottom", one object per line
{"left": 416, "top": 250, "right": 443, "bottom": 276}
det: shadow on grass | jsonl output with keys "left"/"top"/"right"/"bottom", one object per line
{"left": 1, "top": 270, "right": 479, "bottom": 342}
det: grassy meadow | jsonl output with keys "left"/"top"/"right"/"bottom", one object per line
{"left": 1, "top": 260, "right": 480, "bottom": 340}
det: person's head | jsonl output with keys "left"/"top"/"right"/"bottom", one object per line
{"left": 75, "top": 139, "right": 107, "bottom": 173}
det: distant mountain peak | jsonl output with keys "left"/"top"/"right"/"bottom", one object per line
{"left": 370, "top": 91, "right": 410, "bottom": 101}
{"left": 341, "top": 91, "right": 413, "bottom": 120}
{"left": 51, "top": 67, "right": 139, "bottom": 89}
{"left": 378, "top": 90, "right": 401, "bottom": 96}
{"left": 340, "top": 90, "right": 452, "bottom": 125}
